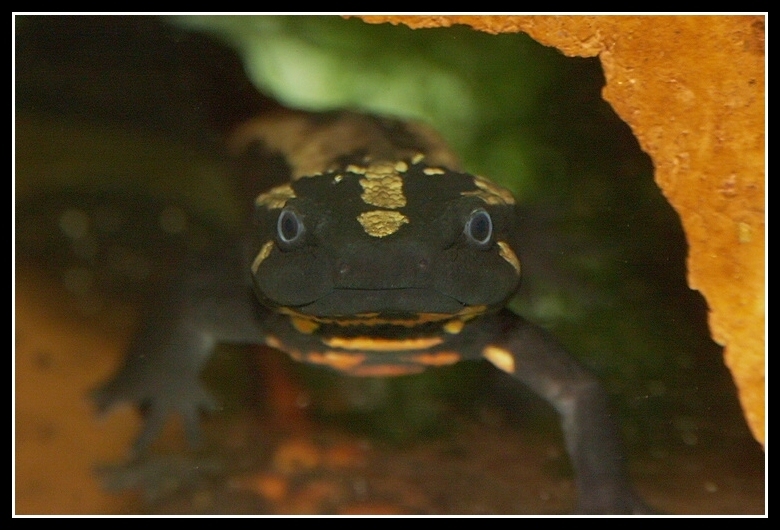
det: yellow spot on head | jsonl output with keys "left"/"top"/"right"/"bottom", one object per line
{"left": 256, "top": 184, "right": 296, "bottom": 210}
{"left": 251, "top": 241, "right": 275, "bottom": 274}
{"left": 422, "top": 167, "right": 446, "bottom": 175}
{"left": 366, "top": 161, "right": 399, "bottom": 176}
{"left": 483, "top": 346, "right": 515, "bottom": 374}
{"left": 353, "top": 161, "right": 407, "bottom": 209}
{"left": 496, "top": 241, "right": 521, "bottom": 275}
{"left": 461, "top": 175, "right": 516, "bottom": 205}
{"left": 359, "top": 174, "right": 406, "bottom": 209}
{"left": 345, "top": 164, "right": 367, "bottom": 175}
{"left": 357, "top": 210, "right": 409, "bottom": 237}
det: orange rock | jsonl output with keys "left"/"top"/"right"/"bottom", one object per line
{"left": 357, "top": 15, "right": 766, "bottom": 447}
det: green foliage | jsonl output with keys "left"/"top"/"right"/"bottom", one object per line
{"left": 172, "top": 15, "right": 565, "bottom": 194}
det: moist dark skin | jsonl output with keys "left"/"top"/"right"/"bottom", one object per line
{"left": 95, "top": 110, "right": 651, "bottom": 514}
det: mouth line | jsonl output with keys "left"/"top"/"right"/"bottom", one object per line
{"left": 331, "top": 286, "right": 436, "bottom": 292}
{"left": 316, "top": 286, "right": 463, "bottom": 302}
{"left": 287, "top": 287, "right": 469, "bottom": 319}
{"left": 278, "top": 301, "right": 488, "bottom": 327}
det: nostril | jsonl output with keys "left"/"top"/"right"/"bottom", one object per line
{"left": 417, "top": 258, "right": 429, "bottom": 272}
{"left": 338, "top": 262, "right": 351, "bottom": 277}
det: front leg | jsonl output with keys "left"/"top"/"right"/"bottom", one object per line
{"left": 93, "top": 245, "right": 266, "bottom": 456}
{"left": 470, "top": 310, "right": 650, "bottom": 514}
{"left": 93, "top": 285, "right": 220, "bottom": 455}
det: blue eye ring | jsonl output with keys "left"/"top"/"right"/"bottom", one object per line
{"left": 464, "top": 208, "right": 493, "bottom": 247}
{"left": 277, "top": 207, "right": 305, "bottom": 245}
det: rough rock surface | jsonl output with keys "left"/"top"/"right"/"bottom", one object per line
{"left": 358, "top": 15, "right": 766, "bottom": 446}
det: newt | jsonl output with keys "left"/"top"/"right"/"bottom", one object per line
{"left": 81, "top": 110, "right": 647, "bottom": 513}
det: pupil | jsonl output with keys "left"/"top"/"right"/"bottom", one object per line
{"left": 282, "top": 216, "right": 296, "bottom": 238}
{"left": 472, "top": 216, "right": 488, "bottom": 240}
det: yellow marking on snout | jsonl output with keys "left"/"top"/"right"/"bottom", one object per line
{"left": 322, "top": 336, "right": 443, "bottom": 352}
{"left": 482, "top": 346, "right": 516, "bottom": 374}
{"left": 422, "top": 167, "right": 446, "bottom": 175}
{"left": 251, "top": 241, "right": 275, "bottom": 274}
{"left": 357, "top": 210, "right": 409, "bottom": 237}
{"left": 496, "top": 241, "right": 521, "bottom": 275}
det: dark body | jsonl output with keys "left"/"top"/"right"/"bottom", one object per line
{"left": 90, "top": 109, "right": 648, "bottom": 513}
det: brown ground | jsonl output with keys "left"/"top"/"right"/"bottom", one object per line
{"left": 14, "top": 269, "right": 765, "bottom": 515}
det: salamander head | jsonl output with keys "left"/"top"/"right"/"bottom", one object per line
{"left": 250, "top": 157, "right": 522, "bottom": 322}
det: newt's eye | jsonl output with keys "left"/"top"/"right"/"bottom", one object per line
{"left": 464, "top": 208, "right": 493, "bottom": 247}
{"left": 277, "top": 207, "right": 305, "bottom": 246}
